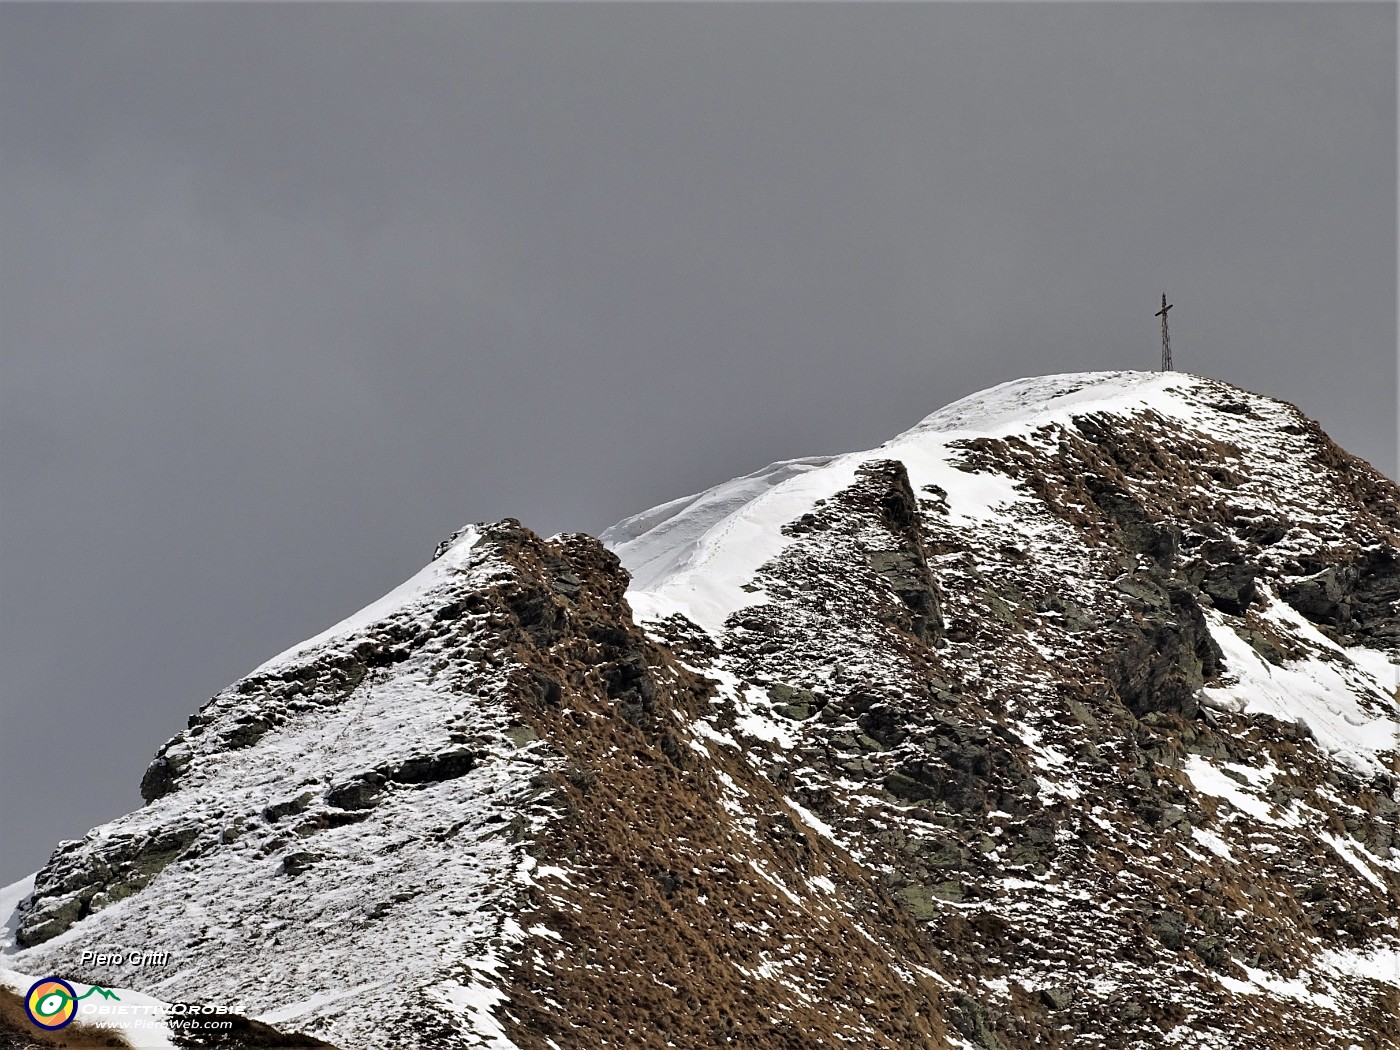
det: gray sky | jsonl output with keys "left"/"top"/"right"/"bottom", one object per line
{"left": 1, "top": 3, "right": 1394, "bottom": 884}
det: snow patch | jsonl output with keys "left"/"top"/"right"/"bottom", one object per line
{"left": 1182, "top": 757, "right": 1281, "bottom": 824}
{"left": 1316, "top": 944, "right": 1400, "bottom": 987}
{"left": 785, "top": 797, "right": 839, "bottom": 844}
{"left": 1190, "top": 827, "right": 1234, "bottom": 861}
{"left": 1214, "top": 962, "right": 1339, "bottom": 1012}
{"left": 1201, "top": 606, "right": 1399, "bottom": 776}
{"left": 1320, "top": 832, "right": 1389, "bottom": 891}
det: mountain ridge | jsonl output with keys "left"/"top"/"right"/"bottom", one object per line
{"left": 4, "top": 370, "right": 1398, "bottom": 1050}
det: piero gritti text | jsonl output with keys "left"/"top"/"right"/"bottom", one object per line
{"left": 79, "top": 948, "right": 171, "bottom": 968}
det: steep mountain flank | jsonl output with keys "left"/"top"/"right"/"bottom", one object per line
{"left": 5, "top": 371, "right": 1397, "bottom": 1050}
{"left": 608, "top": 373, "right": 1399, "bottom": 1049}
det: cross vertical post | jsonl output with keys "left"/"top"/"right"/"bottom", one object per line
{"left": 1155, "top": 294, "right": 1173, "bottom": 371}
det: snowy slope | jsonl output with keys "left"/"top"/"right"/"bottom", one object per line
{"left": 601, "top": 456, "right": 836, "bottom": 594}
{"left": 6, "top": 526, "right": 555, "bottom": 1049}
{"left": 0, "top": 873, "right": 33, "bottom": 956}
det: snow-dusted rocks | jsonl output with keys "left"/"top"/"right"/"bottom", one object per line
{"left": 6, "top": 370, "right": 1398, "bottom": 1049}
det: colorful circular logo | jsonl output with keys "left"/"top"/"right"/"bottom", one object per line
{"left": 24, "top": 977, "right": 78, "bottom": 1030}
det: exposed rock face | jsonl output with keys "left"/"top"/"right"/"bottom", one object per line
{"left": 5, "top": 371, "right": 1398, "bottom": 1050}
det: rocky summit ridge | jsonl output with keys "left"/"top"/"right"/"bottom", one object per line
{"left": 3, "top": 370, "right": 1398, "bottom": 1050}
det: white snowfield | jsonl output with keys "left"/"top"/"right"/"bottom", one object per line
{"left": 605, "top": 369, "right": 1399, "bottom": 771}
{"left": 602, "top": 456, "right": 836, "bottom": 593}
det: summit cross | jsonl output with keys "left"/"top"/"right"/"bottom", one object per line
{"left": 1155, "top": 294, "right": 1174, "bottom": 371}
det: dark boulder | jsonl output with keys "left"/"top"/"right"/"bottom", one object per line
{"left": 1108, "top": 575, "right": 1222, "bottom": 718}
{"left": 1200, "top": 561, "right": 1257, "bottom": 614}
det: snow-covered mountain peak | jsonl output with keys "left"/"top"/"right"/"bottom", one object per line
{"left": 606, "top": 371, "right": 1379, "bottom": 645}
{"left": 5, "top": 371, "right": 1398, "bottom": 1050}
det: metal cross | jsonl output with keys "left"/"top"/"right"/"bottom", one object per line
{"left": 1155, "top": 294, "right": 1173, "bottom": 371}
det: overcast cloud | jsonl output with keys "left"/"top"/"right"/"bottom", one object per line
{"left": 1, "top": 3, "right": 1394, "bottom": 883}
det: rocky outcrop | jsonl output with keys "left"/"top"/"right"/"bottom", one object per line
{"left": 1106, "top": 570, "right": 1223, "bottom": 718}
{"left": 1280, "top": 545, "right": 1400, "bottom": 647}
{"left": 17, "top": 826, "right": 199, "bottom": 947}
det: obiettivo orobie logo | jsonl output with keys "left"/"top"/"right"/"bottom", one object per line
{"left": 23, "top": 976, "right": 120, "bottom": 1030}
